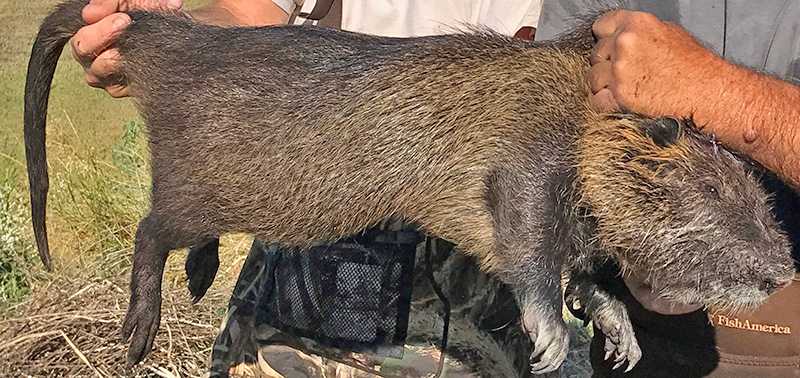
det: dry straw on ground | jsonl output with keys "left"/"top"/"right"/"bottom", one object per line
{"left": 0, "top": 274, "right": 228, "bottom": 378}
{"left": 0, "top": 272, "right": 592, "bottom": 378}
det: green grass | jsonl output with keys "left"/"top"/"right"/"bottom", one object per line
{"left": 46, "top": 116, "right": 151, "bottom": 276}
{"left": 0, "top": 165, "right": 38, "bottom": 312}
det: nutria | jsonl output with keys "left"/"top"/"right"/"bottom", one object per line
{"left": 25, "top": 0, "right": 794, "bottom": 372}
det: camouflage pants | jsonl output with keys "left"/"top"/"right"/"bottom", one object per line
{"left": 209, "top": 222, "right": 536, "bottom": 378}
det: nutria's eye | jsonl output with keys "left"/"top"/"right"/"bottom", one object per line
{"left": 703, "top": 183, "right": 720, "bottom": 199}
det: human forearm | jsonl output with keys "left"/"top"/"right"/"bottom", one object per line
{"left": 188, "top": 0, "right": 289, "bottom": 27}
{"left": 628, "top": 50, "right": 800, "bottom": 185}
{"left": 681, "top": 62, "right": 800, "bottom": 185}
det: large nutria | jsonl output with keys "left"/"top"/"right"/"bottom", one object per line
{"left": 25, "top": 0, "right": 795, "bottom": 373}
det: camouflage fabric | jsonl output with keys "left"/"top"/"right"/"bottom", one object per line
{"left": 209, "top": 222, "right": 538, "bottom": 378}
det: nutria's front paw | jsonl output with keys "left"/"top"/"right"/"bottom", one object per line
{"left": 121, "top": 293, "right": 162, "bottom": 367}
{"left": 185, "top": 239, "right": 220, "bottom": 303}
{"left": 592, "top": 301, "right": 641, "bottom": 372}
{"left": 522, "top": 305, "right": 569, "bottom": 374}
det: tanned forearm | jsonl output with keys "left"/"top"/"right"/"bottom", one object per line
{"left": 684, "top": 61, "right": 800, "bottom": 186}
{"left": 189, "top": 0, "right": 290, "bottom": 27}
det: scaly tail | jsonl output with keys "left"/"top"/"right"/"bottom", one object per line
{"left": 24, "top": 0, "right": 91, "bottom": 270}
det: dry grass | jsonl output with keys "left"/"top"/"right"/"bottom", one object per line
{"left": 0, "top": 274, "right": 227, "bottom": 377}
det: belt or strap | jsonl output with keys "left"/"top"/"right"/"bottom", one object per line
{"left": 298, "top": 0, "right": 342, "bottom": 29}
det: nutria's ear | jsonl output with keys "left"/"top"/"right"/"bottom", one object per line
{"left": 641, "top": 117, "right": 683, "bottom": 148}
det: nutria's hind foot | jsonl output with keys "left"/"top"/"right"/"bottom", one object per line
{"left": 185, "top": 238, "right": 220, "bottom": 303}
{"left": 521, "top": 301, "right": 570, "bottom": 374}
{"left": 121, "top": 214, "right": 171, "bottom": 366}
{"left": 121, "top": 293, "right": 162, "bottom": 367}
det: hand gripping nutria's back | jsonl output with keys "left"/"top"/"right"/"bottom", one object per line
{"left": 25, "top": 0, "right": 794, "bottom": 373}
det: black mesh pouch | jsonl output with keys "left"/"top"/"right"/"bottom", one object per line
{"left": 253, "top": 223, "right": 420, "bottom": 355}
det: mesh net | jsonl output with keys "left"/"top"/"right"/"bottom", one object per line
{"left": 255, "top": 226, "right": 418, "bottom": 351}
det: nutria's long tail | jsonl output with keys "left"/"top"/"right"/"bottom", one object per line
{"left": 25, "top": 0, "right": 90, "bottom": 270}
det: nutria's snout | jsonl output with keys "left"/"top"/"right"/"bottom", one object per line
{"left": 752, "top": 242, "right": 795, "bottom": 295}
{"left": 718, "top": 255, "right": 796, "bottom": 310}
{"left": 760, "top": 275, "right": 793, "bottom": 294}
{"left": 734, "top": 249, "right": 795, "bottom": 296}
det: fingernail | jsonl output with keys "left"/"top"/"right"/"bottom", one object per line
{"left": 168, "top": 0, "right": 183, "bottom": 9}
{"left": 113, "top": 17, "right": 128, "bottom": 31}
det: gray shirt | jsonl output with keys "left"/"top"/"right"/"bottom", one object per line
{"left": 536, "top": 0, "right": 800, "bottom": 79}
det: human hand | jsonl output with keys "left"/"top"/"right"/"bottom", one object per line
{"left": 588, "top": 10, "right": 724, "bottom": 116}
{"left": 71, "top": 0, "right": 183, "bottom": 97}
{"left": 622, "top": 269, "right": 703, "bottom": 315}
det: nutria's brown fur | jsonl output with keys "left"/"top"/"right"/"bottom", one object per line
{"left": 25, "top": 0, "right": 794, "bottom": 373}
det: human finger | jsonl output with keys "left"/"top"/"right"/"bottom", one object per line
{"left": 590, "top": 34, "right": 615, "bottom": 65}
{"left": 105, "top": 83, "right": 131, "bottom": 98}
{"left": 592, "top": 10, "right": 627, "bottom": 39}
{"left": 588, "top": 60, "right": 613, "bottom": 94}
{"left": 83, "top": 48, "right": 123, "bottom": 86}
{"left": 84, "top": 52, "right": 130, "bottom": 98}
{"left": 589, "top": 88, "right": 619, "bottom": 113}
{"left": 71, "top": 13, "right": 131, "bottom": 67}
{"left": 82, "top": 0, "right": 122, "bottom": 23}
{"left": 83, "top": 0, "right": 182, "bottom": 23}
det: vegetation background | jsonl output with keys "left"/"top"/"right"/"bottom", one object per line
{"left": 0, "top": 1, "right": 592, "bottom": 377}
{"left": 0, "top": 1, "right": 255, "bottom": 376}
